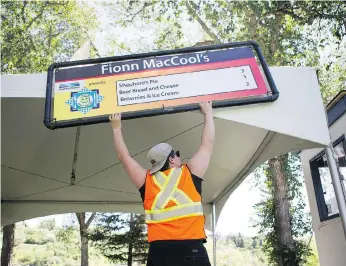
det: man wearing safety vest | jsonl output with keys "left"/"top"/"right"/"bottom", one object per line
{"left": 109, "top": 101, "right": 215, "bottom": 266}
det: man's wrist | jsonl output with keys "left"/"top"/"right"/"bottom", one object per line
{"left": 204, "top": 112, "right": 213, "bottom": 119}
{"left": 113, "top": 127, "right": 122, "bottom": 132}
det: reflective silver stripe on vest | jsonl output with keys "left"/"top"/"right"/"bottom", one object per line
{"left": 146, "top": 203, "right": 203, "bottom": 222}
{"left": 153, "top": 169, "right": 191, "bottom": 206}
{"left": 153, "top": 168, "right": 182, "bottom": 209}
{"left": 154, "top": 171, "right": 166, "bottom": 186}
{"left": 172, "top": 190, "right": 191, "bottom": 205}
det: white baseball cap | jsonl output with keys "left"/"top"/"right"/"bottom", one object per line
{"left": 147, "top": 143, "right": 173, "bottom": 174}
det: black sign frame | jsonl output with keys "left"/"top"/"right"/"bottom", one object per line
{"left": 44, "top": 41, "right": 279, "bottom": 130}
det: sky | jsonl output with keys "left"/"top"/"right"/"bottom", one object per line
{"left": 90, "top": 2, "right": 206, "bottom": 57}
{"left": 217, "top": 176, "right": 262, "bottom": 236}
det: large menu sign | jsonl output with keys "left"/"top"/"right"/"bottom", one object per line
{"left": 44, "top": 42, "right": 279, "bottom": 129}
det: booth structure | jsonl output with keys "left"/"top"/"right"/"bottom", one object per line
{"left": 2, "top": 66, "right": 341, "bottom": 265}
{"left": 301, "top": 90, "right": 346, "bottom": 266}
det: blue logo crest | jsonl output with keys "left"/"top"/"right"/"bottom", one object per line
{"left": 59, "top": 82, "right": 80, "bottom": 90}
{"left": 66, "top": 88, "right": 104, "bottom": 114}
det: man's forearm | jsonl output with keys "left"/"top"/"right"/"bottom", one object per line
{"left": 112, "top": 128, "right": 130, "bottom": 161}
{"left": 109, "top": 113, "right": 146, "bottom": 188}
{"left": 201, "top": 113, "right": 215, "bottom": 146}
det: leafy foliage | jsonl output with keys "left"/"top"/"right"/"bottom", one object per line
{"left": 39, "top": 219, "right": 56, "bottom": 231}
{"left": 228, "top": 233, "right": 245, "bottom": 248}
{"left": 207, "top": 234, "right": 268, "bottom": 266}
{"left": 0, "top": 223, "right": 112, "bottom": 266}
{"left": 109, "top": 0, "right": 345, "bottom": 101}
{"left": 24, "top": 228, "right": 56, "bottom": 245}
{"left": 56, "top": 226, "right": 75, "bottom": 246}
{"left": 1, "top": 0, "right": 98, "bottom": 74}
{"left": 90, "top": 213, "right": 148, "bottom": 265}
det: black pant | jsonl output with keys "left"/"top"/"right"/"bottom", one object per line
{"left": 146, "top": 240, "right": 211, "bottom": 266}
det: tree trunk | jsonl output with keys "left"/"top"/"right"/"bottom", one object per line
{"left": 80, "top": 229, "right": 89, "bottom": 266}
{"left": 269, "top": 155, "right": 294, "bottom": 266}
{"left": 76, "top": 213, "right": 96, "bottom": 266}
{"left": 1, "top": 224, "right": 15, "bottom": 266}
{"left": 185, "top": 1, "right": 221, "bottom": 44}
{"left": 127, "top": 213, "right": 134, "bottom": 266}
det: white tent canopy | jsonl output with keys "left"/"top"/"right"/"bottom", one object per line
{"left": 1, "top": 67, "right": 330, "bottom": 229}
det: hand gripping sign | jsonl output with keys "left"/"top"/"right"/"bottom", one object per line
{"left": 44, "top": 41, "right": 279, "bottom": 129}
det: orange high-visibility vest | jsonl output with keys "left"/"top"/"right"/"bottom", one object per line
{"left": 143, "top": 164, "right": 206, "bottom": 242}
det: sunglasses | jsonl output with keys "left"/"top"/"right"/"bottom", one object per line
{"left": 170, "top": 150, "right": 180, "bottom": 158}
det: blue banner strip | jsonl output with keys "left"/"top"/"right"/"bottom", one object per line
{"left": 55, "top": 47, "right": 254, "bottom": 82}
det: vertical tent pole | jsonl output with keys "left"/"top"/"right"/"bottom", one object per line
{"left": 325, "top": 144, "right": 346, "bottom": 239}
{"left": 212, "top": 203, "right": 217, "bottom": 266}
{"left": 70, "top": 126, "right": 81, "bottom": 185}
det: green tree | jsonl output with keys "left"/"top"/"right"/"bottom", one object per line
{"left": 39, "top": 219, "right": 56, "bottom": 231}
{"left": 1, "top": 0, "right": 98, "bottom": 74}
{"left": 76, "top": 212, "right": 96, "bottom": 266}
{"left": 252, "top": 153, "right": 313, "bottom": 265}
{"left": 90, "top": 213, "right": 148, "bottom": 266}
{"left": 56, "top": 225, "right": 75, "bottom": 246}
{"left": 1, "top": 224, "right": 15, "bottom": 266}
{"left": 232, "top": 235, "right": 239, "bottom": 248}
{"left": 238, "top": 233, "right": 245, "bottom": 248}
{"left": 251, "top": 237, "right": 258, "bottom": 249}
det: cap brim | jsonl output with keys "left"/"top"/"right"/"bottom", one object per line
{"left": 149, "top": 160, "right": 166, "bottom": 174}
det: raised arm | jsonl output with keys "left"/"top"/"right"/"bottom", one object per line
{"left": 187, "top": 101, "right": 215, "bottom": 178}
{"left": 109, "top": 113, "right": 146, "bottom": 189}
